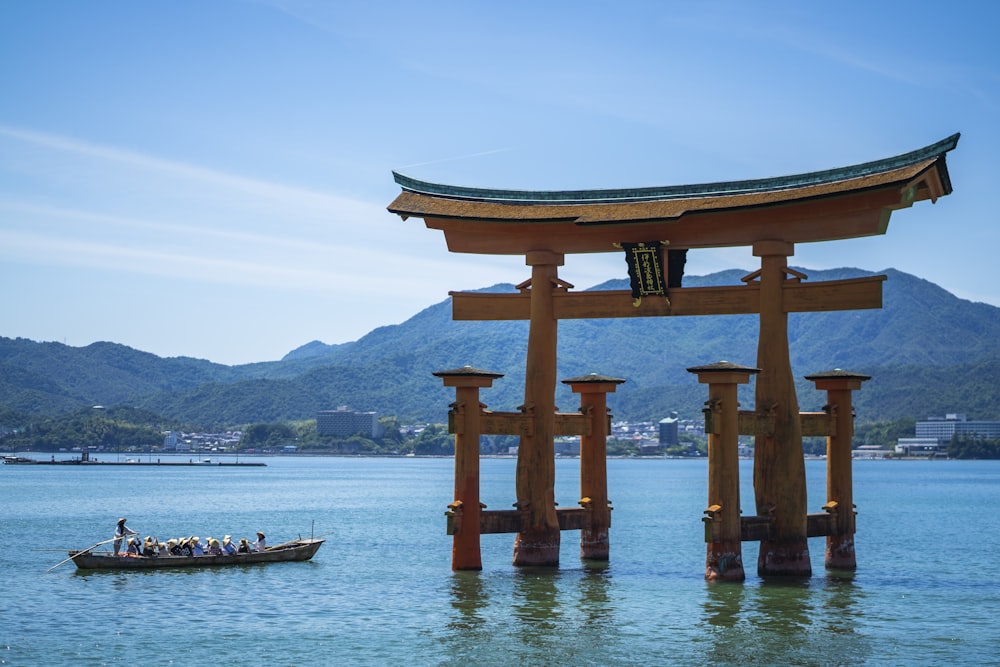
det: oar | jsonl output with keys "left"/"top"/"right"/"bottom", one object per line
{"left": 46, "top": 536, "right": 117, "bottom": 572}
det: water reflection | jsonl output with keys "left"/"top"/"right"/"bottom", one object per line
{"left": 447, "top": 570, "right": 488, "bottom": 631}
{"left": 438, "top": 563, "right": 619, "bottom": 667}
{"left": 703, "top": 580, "right": 746, "bottom": 628}
{"left": 700, "top": 571, "right": 872, "bottom": 666}
{"left": 512, "top": 567, "right": 564, "bottom": 633}
{"left": 577, "top": 560, "right": 613, "bottom": 624}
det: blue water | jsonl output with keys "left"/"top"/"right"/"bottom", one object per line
{"left": 1, "top": 457, "right": 998, "bottom": 666}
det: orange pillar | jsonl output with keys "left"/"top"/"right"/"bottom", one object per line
{"left": 689, "top": 362, "right": 759, "bottom": 581}
{"left": 753, "top": 240, "right": 811, "bottom": 576}
{"left": 805, "top": 369, "right": 870, "bottom": 570}
{"left": 563, "top": 373, "right": 626, "bottom": 561}
{"left": 433, "top": 366, "right": 503, "bottom": 571}
{"left": 513, "top": 251, "right": 563, "bottom": 566}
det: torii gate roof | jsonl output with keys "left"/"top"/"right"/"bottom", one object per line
{"left": 388, "top": 134, "right": 959, "bottom": 255}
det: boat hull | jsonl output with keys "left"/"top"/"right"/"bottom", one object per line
{"left": 69, "top": 539, "right": 324, "bottom": 570}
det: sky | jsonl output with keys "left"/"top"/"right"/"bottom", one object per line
{"left": 1, "top": 1, "right": 997, "bottom": 365}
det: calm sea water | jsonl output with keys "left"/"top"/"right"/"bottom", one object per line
{"left": 1, "top": 456, "right": 997, "bottom": 666}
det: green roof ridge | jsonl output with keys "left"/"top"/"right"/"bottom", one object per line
{"left": 393, "top": 133, "right": 959, "bottom": 204}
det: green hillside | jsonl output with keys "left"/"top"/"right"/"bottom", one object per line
{"left": 2, "top": 267, "right": 999, "bottom": 428}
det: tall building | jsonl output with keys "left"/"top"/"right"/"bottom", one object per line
{"left": 317, "top": 407, "right": 382, "bottom": 438}
{"left": 658, "top": 413, "right": 679, "bottom": 447}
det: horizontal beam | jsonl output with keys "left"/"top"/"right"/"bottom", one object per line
{"left": 734, "top": 410, "right": 834, "bottom": 437}
{"left": 733, "top": 511, "right": 838, "bottom": 542}
{"left": 459, "top": 507, "right": 589, "bottom": 535}
{"left": 448, "top": 411, "right": 593, "bottom": 437}
{"left": 451, "top": 276, "right": 885, "bottom": 321}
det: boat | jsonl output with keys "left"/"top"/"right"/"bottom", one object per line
{"left": 67, "top": 538, "right": 324, "bottom": 570}
{"left": 2, "top": 455, "right": 38, "bottom": 464}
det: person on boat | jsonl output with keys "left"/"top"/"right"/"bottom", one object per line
{"left": 178, "top": 538, "right": 193, "bottom": 557}
{"left": 237, "top": 537, "right": 251, "bottom": 553}
{"left": 126, "top": 537, "right": 142, "bottom": 556}
{"left": 222, "top": 535, "right": 237, "bottom": 555}
{"left": 168, "top": 539, "right": 182, "bottom": 556}
{"left": 142, "top": 537, "right": 157, "bottom": 557}
{"left": 207, "top": 538, "right": 222, "bottom": 555}
{"left": 190, "top": 537, "right": 204, "bottom": 556}
{"left": 253, "top": 532, "right": 266, "bottom": 552}
{"left": 113, "top": 518, "right": 138, "bottom": 556}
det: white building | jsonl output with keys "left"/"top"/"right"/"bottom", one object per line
{"left": 317, "top": 407, "right": 382, "bottom": 438}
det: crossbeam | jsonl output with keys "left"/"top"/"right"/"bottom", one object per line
{"left": 448, "top": 410, "right": 597, "bottom": 437}
{"left": 451, "top": 275, "right": 886, "bottom": 321}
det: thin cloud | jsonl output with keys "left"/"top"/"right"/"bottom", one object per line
{"left": 399, "top": 148, "right": 513, "bottom": 171}
{"left": 0, "top": 124, "right": 369, "bottom": 214}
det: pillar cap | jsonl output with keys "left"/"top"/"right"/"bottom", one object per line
{"left": 686, "top": 361, "right": 760, "bottom": 374}
{"left": 803, "top": 368, "right": 871, "bottom": 382}
{"left": 805, "top": 368, "right": 870, "bottom": 391}
{"left": 433, "top": 365, "right": 504, "bottom": 379}
{"left": 687, "top": 361, "right": 760, "bottom": 385}
{"left": 433, "top": 366, "right": 504, "bottom": 387}
{"left": 561, "top": 373, "right": 626, "bottom": 385}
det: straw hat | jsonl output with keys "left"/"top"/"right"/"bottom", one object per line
{"left": 191, "top": 536, "right": 200, "bottom": 543}
{"left": 167, "top": 539, "right": 177, "bottom": 548}
{"left": 118, "top": 517, "right": 127, "bottom": 524}
{"left": 210, "top": 539, "right": 219, "bottom": 547}
{"left": 239, "top": 537, "right": 248, "bottom": 544}
{"left": 256, "top": 532, "right": 265, "bottom": 539}
{"left": 223, "top": 535, "right": 232, "bottom": 544}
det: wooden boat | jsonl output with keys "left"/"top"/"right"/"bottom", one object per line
{"left": 67, "top": 538, "right": 324, "bottom": 570}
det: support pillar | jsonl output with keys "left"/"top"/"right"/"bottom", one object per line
{"left": 433, "top": 366, "right": 504, "bottom": 571}
{"left": 513, "top": 250, "right": 564, "bottom": 566}
{"left": 752, "top": 240, "right": 811, "bottom": 576}
{"left": 805, "top": 369, "right": 871, "bottom": 570}
{"left": 563, "top": 373, "right": 626, "bottom": 561}
{"left": 689, "top": 362, "right": 759, "bottom": 581}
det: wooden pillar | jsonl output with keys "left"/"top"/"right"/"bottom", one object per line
{"left": 513, "top": 250, "right": 564, "bottom": 566}
{"left": 805, "top": 369, "right": 870, "bottom": 570}
{"left": 433, "top": 366, "right": 503, "bottom": 571}
{"left": 752, "top": 240, "right": 811, "bottom": 576}
{"left": 563, "top": 373, "right": 626, "bottom": 561}
{"left": 689, "top": 362, "right": 759, "bottom": 581}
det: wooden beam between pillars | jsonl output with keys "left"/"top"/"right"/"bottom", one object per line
{"left": 450, "top": 275, "right": 885, "bottom": 320}
{"left": 449, "top": 411, "right": 597, "bottom": 437}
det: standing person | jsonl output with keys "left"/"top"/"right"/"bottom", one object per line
{"left": 113, "top": 518, "right": 137, "bottom": 556}
{"left": 253, "top": 532, "right": 266, "bottom": 552}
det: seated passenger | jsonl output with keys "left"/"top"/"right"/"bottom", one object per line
{"left": 142, "top": 537, "right": 157, "bottom": 557}
{"left": 237, "top": 538, "right": 251, "bottom": 553}
{"left": 168, "top": 539, "right": 182, "bottom": 556}
{"left": 126, "top": 537, "right": 141, "bottom": 556}
{"left": 207, "top": 538, "right": 222, "bottom": 555}
{"left": 190, "top": 537, "right": 204, "bottom": 556}
{"left": 222, "top": 535, "right": 237, "bottom": 555}
{"left": 253, "top": 532, "right": 267, "bottom": 552}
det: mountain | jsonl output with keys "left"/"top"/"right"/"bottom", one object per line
{"left": 3, "top": 267, "right": 1000, "bottom": 427}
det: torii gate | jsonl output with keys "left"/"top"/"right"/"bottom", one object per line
{"left": 389, "top": 134, "right": 959, "bottom": 576}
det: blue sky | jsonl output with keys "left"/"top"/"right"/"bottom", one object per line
{"left": 1, "top": 1, "right": 996, "bottom": 365}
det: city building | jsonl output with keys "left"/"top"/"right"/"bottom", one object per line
{"left": 896, "top": 413, "right": 1000, "bottom": 455}
{"left": 317, "top": 407, "right": 382, "bottom": 439}
{"left": 658, "top": 413, "right": 679, "bottom": 447}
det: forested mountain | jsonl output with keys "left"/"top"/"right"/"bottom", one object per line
{"left": 3, "top": 267, "right": 999, "bottom": 428}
